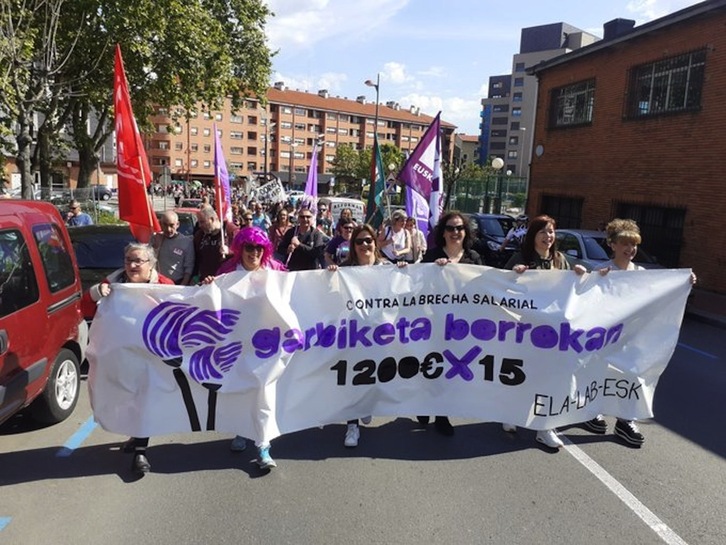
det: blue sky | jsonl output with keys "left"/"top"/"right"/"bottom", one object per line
{"left": 264, "top": 0, "right": 704, "bottom": 134}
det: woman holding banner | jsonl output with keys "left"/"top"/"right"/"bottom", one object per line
{"left": 418, "top": 211, "right": 483, "bottom": 436}
{"left": 82, "top": 243, "right": 174, "bottom": 476}
{"left": 327, "top": 224, "right": 407, "bottom": 447}
{"left": 201, "top": 226, "right": 286, "bottom": 469}
{"left": 502, "top": 214, "right": 586, "bottom": 450}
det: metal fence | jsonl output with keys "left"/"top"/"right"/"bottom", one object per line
{"left": 449, "top": 175, "right": 527, "bottom": 214}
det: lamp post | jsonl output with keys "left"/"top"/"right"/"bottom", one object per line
{"left": 489, "top": 157, "right": 504, "bottom": 214}
{"left": 288, "top": 141, "right": 299, "bottom": 189}
{"left": 365, "top": 74, "right": 380, "bottom": 143}
{"left": 264, "top": 118, "right": 276, "bottom": 181}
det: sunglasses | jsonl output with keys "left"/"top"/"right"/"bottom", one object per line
{"left": 242, "top": 216, "right": 253, "bottom": 221}
{"left": 354, "top": 237, "right": 374, "bottom": 246}
{"left": 243, "top": 244, "right": 264, "bottom": 253}
{"left": 444, "top": 225, "right": 465, "bottom": 233}
{"left": 299, "top": 215, "right": 313, "bottom": 219}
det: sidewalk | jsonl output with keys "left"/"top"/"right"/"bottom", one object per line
{"left": 685, "top": 287, "right": 726, "bottom": 329}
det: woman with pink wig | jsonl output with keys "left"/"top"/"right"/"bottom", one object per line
{"left": 201, "top": 226, "right": 286, "bottom": 470}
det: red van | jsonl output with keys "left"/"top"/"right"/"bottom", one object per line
{"left": 0, "top": 201, "right": 88, "bottom": 425}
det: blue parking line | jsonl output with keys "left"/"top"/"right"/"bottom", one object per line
{"left": 56, "top": 416, "right": 97, "bottom": 457}
{"left": 677, "top": 342, "right": 718, "bottom": 360}
{"left": 0, "top": 517, "right": 11, "bottom": 531}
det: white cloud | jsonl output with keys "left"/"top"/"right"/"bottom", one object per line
{"left": 271, "top": 71, "right": 348, "bottom": 94}
{"left": 265, "top": 0, "right": 409, "bottom": 51}
{"left": 397, "top": 93, "right": 481, "bottom": 133}
{"left": 382, "top": 62, "right": 414, "bottom": 85}
{"left": 625, "top": 0, "right": 703, "bottom": 22}
{"left": 417, "top": 66, "right": 446, "bottom": 78}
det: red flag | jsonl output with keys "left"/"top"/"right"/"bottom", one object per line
{"left": 114, "top": 44, "right": 160, "bottom": 242}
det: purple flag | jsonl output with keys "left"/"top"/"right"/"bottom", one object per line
{"left": 399, "top": 113, "right": 442, "bottom": 238}
{"left": 301, "top": 141, "right": 319, "bottom": 213}
{"left": 213, "top": 123, "right": 232, "bottom": 224}
{"left": 406, "top": 185, "right": 430, "bottom": 238}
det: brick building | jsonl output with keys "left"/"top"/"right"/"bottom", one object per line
{"left": 527, "top": 0, "right": 726, "bottom": 293}
{"left": 146, "top": 84, "right": 455, "bottom": 191}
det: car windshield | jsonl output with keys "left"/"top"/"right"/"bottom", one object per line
{"left": 71, "top": 232, "right": 134, "bottom": 268}
{"left": 480, "top": 217, "right": 514, "bottom": 238}
{"left": 583, "top": 235, "right": 611, "bottom": 260}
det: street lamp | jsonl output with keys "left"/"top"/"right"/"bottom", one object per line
{"left": 365, "top": 74, "right": 380, "bottom": 142}
{"left": 488, "top": 157, "right": 504, "bottom": 213}
{"left": 264, "top": 119, "right": 276, "bottom": 180}
{"left": 288, "top": 141, "right": 299, "bottom": 188}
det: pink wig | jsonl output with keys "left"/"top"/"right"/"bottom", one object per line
{"left": 217, "top": 226, "right": 286, "bottom": 274}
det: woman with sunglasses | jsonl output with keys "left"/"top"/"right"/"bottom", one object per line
{"left": 324, "top": 217, "right": 356, "bottom": 266}
{"left": 201, "top": 226, "right": 286, "bottom": 469}
{"left": 327, "top": 224, "right": 407, "bottom": 447}
{"left": 82, "top": 243, "right": 174, "bottom": 476}
{"left": 501, "top": 214, "right": 586, "bottom": 451}
{"left": 417, "top": 211, "right": 483, "bottom": 436}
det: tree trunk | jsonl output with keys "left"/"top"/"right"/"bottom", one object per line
{"left": 15, "top": 120, "right": 34, "bottom": 199}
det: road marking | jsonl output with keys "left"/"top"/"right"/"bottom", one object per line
{"left": 0, "top": 517, "right": 10, "bottom": 531}
{"left": 562, "top": 437, "right": 688, "bottom": 545}
{"left": 677, "top": 342, "right": 718, "bottom": 360}
{"left": 56, "top": 416, "right": 97, "bottom": 457}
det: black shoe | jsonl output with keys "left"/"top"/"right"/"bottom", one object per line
{"left": 132, "top": 453, "right": 151, "bottom": 475}
{"left": 584, "top": 415, "right": 607, "bottom": 434}
{"left": 416, "top": 416, "right": 430, "bottom": 426}
{"left": 614, "top": 419, "right": 645, "bottom": 446}
{"left": 122, "top": 438, "right": 135, "bottom": 453}
{"left": 434, "top": 416, "right": 455, "bottom": 436}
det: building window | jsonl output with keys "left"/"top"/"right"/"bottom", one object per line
{"left": 203, "top": 145, "right": 211, "bottom": 153}
{"left": 247, "top": 116, "right": 257, "bottom": 124}
{"left": 513, "top": 92, "right": 523, "bottom": 102}
{"left": 282, "top": 106, "right": 292, "bottom": 114}
{"left": 493, "top": 104, "right": 509, "bottom": 113}
{"left": 174, "top": 158, "right": 183, "bottom": 167}
{"left": 512, "top": 107, "right": 522, "bottom": 117}
{"left": 626, "top": 48, "right": 706, "bottom": 118}
{"left": 203, "top": 160, "right": 211, "bottom": 168}
{"left": 541, "top": 196, "right": 583, "bottom": 229}
{"left": 515, "top": 62, "right": 525, "bottom": 72}
{"left": 492, "top": 117, "right": 508, "bottom": 125}
{"left": 230, "top": 115, "right": 243, "bottom": 123}
{"left": 190, "top": 127, "right": 198, "bottom": 136}
{"left": 509, "top": 136, "right": 519, "bottom": 145}
{"left": 549, "top": 79, "right": 595, "bottom": 127}
{"left": 615, "top": 203, "right": 685, "bottom": 267}
{"left": 191, "top": 144, "right": 198, "bottom": 152}
{"left": 175, "top": 142, "right": 183, "bottom": 151}
{"left": 203, "top": 128, "right": 211, "bottom": 137}
{"left": 491, "top": 129, "right": 507, "bottom": 138}
{"left": 294, "top": 123, "right": 305, "bottom": 131}
{"left": 203, "top": 112, "right": 211, "bottom": 120}
{"left": 294, "top": 108, "right": 306, "bottom": 116}
{"left": 281, "top": 121, "right": 292, "bottom": 129}
{"left": 230, "top": 131, "right": 243, "bottom": 139}
{"left": 510, "top": 122, "right": 520, "bottom": 130}
{"left": 191, "top": 159, "right": 198, "bottom": 167}
{"left": 230, "top": 147, "right": 243, "bottom": 155}
{"left": 158, "top": 141, "right": 169, "bottom": 150}
{"left": 507, "top": 150, "right": 518, "bottom": 159}
{"left": 514, "top": 77, "right": 524, "bottom": 87}
{"left": 215, "top": 113, "right": 223, "bottom": 121}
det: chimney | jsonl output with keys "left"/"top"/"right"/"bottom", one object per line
{"left": 385, "top": 100, "right": 396, "bottom": 108}
{"left": 273, "top": 81, "right": 285, "bottom": 90}
{"left": 356, "top": 95, "right": 366, "bottom": 103}
{"left": 603, "top": 18, "right": 635, "bottom": 40}
{"left": 318, "top": 89, "right": 329, "bottom": 98}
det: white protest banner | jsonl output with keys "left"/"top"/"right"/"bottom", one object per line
{"left": 252, "top": 179, "right": 287, "bottom": 203}
{"left": 87, "top": 265, "right": 692, "bottom": 445}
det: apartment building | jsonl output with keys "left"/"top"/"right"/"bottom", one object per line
{"left": 527, "top": 0, "right": 726, "bottom": 293}
{"left": 146, "top": 84, "right": 456, "bottom": 190}
{"left": 478, "top": 23, "right": 599, "bottom": 178}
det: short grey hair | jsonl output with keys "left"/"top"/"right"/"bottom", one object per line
{"left": 197, "top": 204, "right": 218, "bottom": 222}
{"left": 124, "top": 242, "right": 157, "bottom": 268}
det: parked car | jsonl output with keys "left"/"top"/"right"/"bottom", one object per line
{"left": 91, "top": 184, "right": 113, "bottom": 201}
{"left": 465, "top": 213, "right": 518, "bottom": 268}
{"left": 155, "top": 208, "right": 199, "bottom": 237}
{"left": 0, "top": 201, "right": 88, "bottom": 426}
{"left": 179, "top": 198, "right": 202, "bottom": 208}
{"left": 68, "top": 224, "right": 136, "bottom": 294}
{"left": 555, "top": 229, "right": 663, "bottom": 271}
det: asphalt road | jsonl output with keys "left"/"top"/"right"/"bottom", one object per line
{"left": 1, "top": 316, "right": 724, "bottom": 545}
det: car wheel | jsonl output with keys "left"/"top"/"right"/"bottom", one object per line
{"left": 101, "top": 193, "right": 110, "bottom": 201}
{"left": 30, "top": 348, "right": 80, "bottom": 424}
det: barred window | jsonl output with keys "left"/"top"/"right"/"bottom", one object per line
{"left": 550, "top": 79, "right": 595, "bottom": 127}
{"left": 626, "top": 48, "right": 706, "bottom": 118}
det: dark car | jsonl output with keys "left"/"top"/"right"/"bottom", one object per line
{"left": 555, "top": 229, "right": 663, "bottom": 271}
{"left": 68, "top": 224, "right": 136, "bottom": 292}
{"left": 91, "top": 184, "right": 113, "bottom": 201}
{"left": 179, "top": 198, "right": 202, "bottom": 209}
{"left": 465, "top": 213, "right": 517, "bottom": 268}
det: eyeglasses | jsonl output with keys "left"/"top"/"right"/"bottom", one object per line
{"left": 125, "top": 258, "right": 150, "bottom": 265}
{"left": 444, "top": 225, "right": 466, "bottom": 233}
{"left": 243, "top": 244, "right": 264, "bottom": 253}
{"left": 354, "top": 237, "right": 374, "bottom": 246}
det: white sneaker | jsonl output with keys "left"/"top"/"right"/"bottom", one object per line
{"left": 536, "top": 429, "right": 564, "bottom": 449}
{"left": 230, "top": 435, "right": 247, "bottom": 452}
{"left": 360, "top": 416, "right": 372, "bottom": 425}
{"left": 502, "top": 423, "right": 517, "bottom": 433}
{"left": 344, "top": 424, "right": 360, "bottom": 447}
